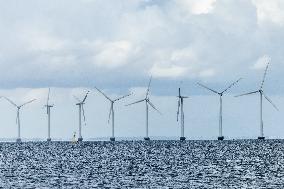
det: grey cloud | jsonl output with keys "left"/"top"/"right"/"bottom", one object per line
{"left": 0, "top": 0, "right": 282, "bottom": 94}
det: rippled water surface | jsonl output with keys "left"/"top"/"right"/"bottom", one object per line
{"left": 0, "top": 140, "right": 283, "bottom": 188}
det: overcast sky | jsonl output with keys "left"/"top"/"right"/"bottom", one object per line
{"left": 0, "top": 0, "right": 283, "bottom": 140}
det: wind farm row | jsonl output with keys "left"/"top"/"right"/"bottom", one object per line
{"left": 0, "top": 62, "right": 278, "bottom": 142}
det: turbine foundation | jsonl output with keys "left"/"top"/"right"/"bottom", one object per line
{"left": 16, "top": 138, "right": 21, "bottom": 143}
{"left": 47, "top": 138, "right": 51, "bottom": 142}
{"left": 110, "top": 137, "right": 115, "bottom": 141}
{"left": 218, "top": 136, "right": 224, "bottom": 140}
{"left": 144, "top": 137, "right": 150, "bottom": 141}
{"left": 180, "top": 137, "right": 186, "bottom": 141}
{"left": 258, "top": 136, "right": 265, "bottom": 140}
{"left": 78, "top": 137, "right": 83, "bottom": 142}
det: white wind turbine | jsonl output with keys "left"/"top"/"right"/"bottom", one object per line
{"left": 73, "top": 91, "right": 89, "bottom": 142}
{"left": 197, "top": 78, "right": 242, "bottom": 140}
{"left": 4, "top": 97, "right": 36, "bottom": 142}
{"left": 126, "top": 76, "right": 161, "bottom": 141}
{"left": 45, "top": 88, "right": 54, "bottom": 142}
{"left": 177, "top": 87, "right": 189, "bottom": 141}
{"left": 95, "top": 87, "right": 131, "bottom": 141}
{"left": 235, "top": 62, "right": 278, "bottom": 139}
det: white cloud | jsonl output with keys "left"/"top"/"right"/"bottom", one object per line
{"left": 252, "top": 0, "right": 284, "bottom": 25}
{"left": 93, "top": 40, "right": 138, "bottom": 69}
{"left": 150, "top": 64, "right": 188, "bottom": 78}
{"left": 251, "top": 55, "right": 271, "bottom": 70}
{"left": 176, "top": 0, "right": 217, "bottom": 15}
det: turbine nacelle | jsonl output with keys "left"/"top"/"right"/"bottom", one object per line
{"left": 76, "top": 102, "right": 85, "bottom": 106}
{"left": 44, "top": 104, "right": 54, "bottom": 108}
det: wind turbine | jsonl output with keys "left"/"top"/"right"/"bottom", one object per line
{"left": 197, "top": 78, "right": 242, "bottom": 140}
{"left": 4, "top": 97, "right": 36, "bottom": 142}
{"left": 177, "top": 87, "right": 189, "bottom": 141}
{"left": 235, "top": 62, "right": 278, "bottom": 139}
{"left": 95, "top": 87, "right": 131, "bottom": 141}
{"left": 73, "top": 91, "right": 89, "bottom": 142}
{"left": 44, "top": 88, "right": 53, "bottom": 142}
{"left": 126, "top": 76, "right": 161, "bottom": 141}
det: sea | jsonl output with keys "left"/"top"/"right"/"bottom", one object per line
{"left": 0, "top": 140, "right": 283, "bottom": 188}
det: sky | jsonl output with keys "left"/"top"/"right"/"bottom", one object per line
{"left": 0, "top": 0, "right": 283, "bottom": 140}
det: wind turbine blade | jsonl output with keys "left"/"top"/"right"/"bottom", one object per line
{"left": 95, "top": 87, "right": 112, "bottom": 101}
{"left": 234, "top": 90, "right": 259, "bottom": 97}
{"left": 108, "top": 104, "right": 112, "bottom": 123}
{"left": 148, "top": 100, "right": 162, "bottom": 114}
{"left": 19, "top": 99, "right": 36, "bottom": 108}
{"left": 221, "top": 78, "right": 242, "bottom": 94}
{"left": 3, "top": 97, "right": 18, "bottom": 107}
{"left": 73, "top": 95, "right": 81, "bottom": 103}
{"left": 125, "top": 99, "right": 145, "bottom": 106}
{"left": 197, "top": 83, "right": 219, "bottom": 94}
{"left": 146, "top": 76, "right": 152, "bottom": 98}
{"left": 114, "top": 93, "right": 132, "bottom": 102}
{"left": 47, "top": 88, "right": 50, "bottom": 105}
{"left": 177, "top": 100, "right": 180, "bottom": 122}
{"left": 260, "top": 62, "right": 269, "bottom": 90}
{"left": 82, "top": 105, "right": 86, "bottom": 126}
{"left": 82, "top": 91, "right": 89, "bottom": 103}
{"left": 263, "top": 92, "right": 279, "bottom": 111}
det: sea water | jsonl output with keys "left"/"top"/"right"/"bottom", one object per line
{"left": 0, "top": 140, "right": 283, "bottom": 188}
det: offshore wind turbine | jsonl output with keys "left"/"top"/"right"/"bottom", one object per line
{"left": 126, "top": 76, "right": 161, "bottom": 141}
{"left": 177, "top": 87, "right": 189, "bottom": 141}
{"left": 44, "top": 88, "right": 53, "bottom": 142}
{"left": 235, "top": 62, "right": 278, "bottom": 140}
{"left": 73, "top": 91, "right": 89, "bottom": 142}
{"left": 197, "top": 78, "right": 242, "bottom": 140}
{"left": 95, "top": 87, "right": 131, "bottom": 141}
{"left": 4, "top": 97, "right": 36, "bottom": 142}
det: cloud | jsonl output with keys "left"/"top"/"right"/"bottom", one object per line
{"left": 199, "top": 69, "right": 216, "bottom": 78}
{"left": 251, "top": 55, "right": 271, "bottom": 70}
{"left": 0, "top": 0, "right": 282, "bottom": 94}
{"left": 252, "top": 0, "right": 284, "bottom": 26}
{"left": 93, "top": 40, "right": 138, "bottom": 69}
{"left": 176, "top": 0, "right": 217, "bottom": 15}
{"left": 20, "top": 29, "right": 66, "bottom": 52}
{"left": 150, "top": 64, "right": 188, "bottom": 78}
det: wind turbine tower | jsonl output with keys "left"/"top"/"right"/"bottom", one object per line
{"left": 74, "top": 91, "right": 89, "bottom": 142}
{"left": 126, "top": 76, "right": 161, "bottom": 141}
{"left": 45, "top": 88, "right": 53, "bottom": 142}
{"left": 95, "top": 87, "right": 131, "bottom": 141}
{"left": 197, "top": 78, "right": 242, "bottom": 140}
{"left": 4, "top": 97, "right": 36, "bottom": 142}
{"left": 235, "top": 62, "right": 278, "bottom": 139}
{"left": 177, "top": 87, "right": 188, "bottom": 141}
